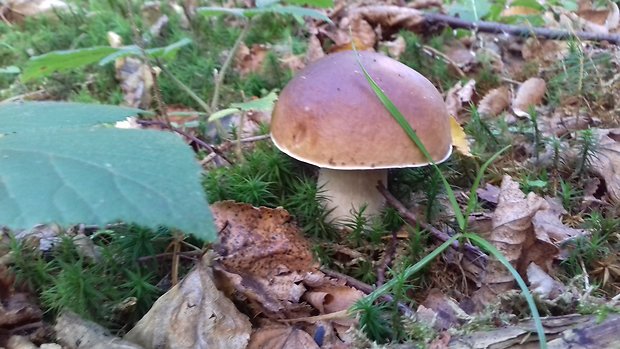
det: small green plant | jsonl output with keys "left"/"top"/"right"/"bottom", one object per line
{"left": 575, "top": 128, "right": 600, "bottom": 177}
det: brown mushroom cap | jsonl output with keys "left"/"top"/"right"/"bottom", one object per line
{"left": 271, "top": 51, "right": 452, "bottom": 170}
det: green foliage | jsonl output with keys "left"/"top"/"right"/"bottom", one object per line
{"left": 351, "top": 299, "right": 393, "bottom": 343}
{"left": 0, "top": 102, "right": 215, "bottom": 240}
{"left": 575, "top": 128, "right": 600, "bottom": 177}
{"left": 10, "top": 224, "right": 168, "bottom": 327}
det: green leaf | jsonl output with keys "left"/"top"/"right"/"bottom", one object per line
{"left": 231, "top": 91, "right": 278, "bottom": 111}
{"left": 465, "top": 145, "right": 510, "bottom": 217}
{"left": 208, "top": 108, "right": 239, "bottom": 122}
{"left": 22, "top": 46, "right": 118, "bottom": 82}
{"left": 511, "top": 0, "right": 545, "bottom": 10}
{"left": 0, "top": 66, "right": 20, "bottom": 74}
{"left": 197, "top": 5, "right": 332, "bottom": 23}
{"left": 285, "top": 0, "right": 334, "bottom": 8}
{"left": 448, "top": 0, "right": 491, "bottom": 21}
{"left": 0, "top": 102, "right": 215, "bottom": 241}
{"left": 23, "top": 39, "right": 192, "bottom": 82}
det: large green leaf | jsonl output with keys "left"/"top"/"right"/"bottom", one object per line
{"left": 22, "top": 39, "right": 192, "bottom": 82}
{"left": 197, "top": 5, "right": 332, "bottom": 23}
{"left": 0, "top": 102, "right": 215, "bottom": 241}
{"left": 0, "top": 102, "right": 143, "bottom": 133}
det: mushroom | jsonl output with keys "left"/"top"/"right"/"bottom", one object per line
{"left": 270, "top": 51, "right": 452, "bottom": 223}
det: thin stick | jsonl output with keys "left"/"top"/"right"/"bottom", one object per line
{"left": 376, "top": 182, "right": 487, "bottom": 268}
{"left": 351, "top": 5, "right": 620, "bottom": 45}
{"left": 137, "top": 119, "right": 232, "bottom": 164}
{"left": 376, "top": 229, "right": 398, "bottom": 287}
{"left": 210, "top": 20, "right": 252, "bottom": 112}
{"left": 320, "top": 268, "right": 415, "bottom": 318}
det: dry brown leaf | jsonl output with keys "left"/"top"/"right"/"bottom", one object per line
{"left": 527, "top": 263, "right": 565, "bottom": 300}
{"left": 305, "top": 35, "right": 325, "bottom": 64}
{"left": 124, "top": 255, "right": 252, "bottom": 349}
{"left": 247, "top": 326, "right": 319, "bottom": 349}
{"left": 6, "top": 335, "right": 40, "bottom": 349}
{"left": 532, "top": 198, "right": 586, "bottom": 245}
{"left": 3, "top": 0, "right": 69, "bottom": 22}
{"left": 512, "top": 77, "right": 546, "bottom": 117}
{"left": 330, "top": 17, "right": 376, "bottom": 53}
{"left": 421, "top": 289, "right": 470, "bottom": 331}
{"left": 473, "top": 176, "right": 547, "bottom": 308}
{"left": 304, "top": 286, "right": 363, "bottom": 314}
{"left": 445, "top": 79, "right": 476, "bottom": 118}
{"left": 476, "top": 183, "right": 500, "bottom": 204}
{"left": 379, "top": 35, "right": 406, "bottom": 60}
{"left": 56, "top": 312, "right": 143, "bottom": 349}
{"left": 521, "top": 38, "right": 568, "bottom": 63}
{"left": 478, "top": 86, "right": 511, "bottom": 117}
{"left": 590, "top": 129, "right": 620, "bottom": 202}
{"left": 235, "top": 43, "right": 269, "bottom": 77}
{"left": 575, "top": 1, "right": 620, "bottom": 33}
{"left": 212, "top": 201, "right": 316, "bottom": 277}
{"left": 501, "top": 6, "right": 540, "bottom": 17}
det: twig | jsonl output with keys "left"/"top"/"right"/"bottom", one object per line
{"left": 376, "top": 229, "right": 398, "bottom": 287}
{"left": 423, "top": 12, "right": 620, "bottom": 45}
{"left": 320, "top": 267, "right": 414, "bottom": 318}
{"left": 137, "top": 119, "right": 232, "bottom": 164}
{"left": 351, "top": 5, "right": 620, "bottom": 45}
{"left": 376, "top": 182, "right": 487, "bottom": 268}
{"left": 210, "top": 20, "right": 252, "bottom": 112}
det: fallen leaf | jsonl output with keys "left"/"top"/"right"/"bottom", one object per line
{"left": 55, "top": 312, "right": 142, "bottom": 349}
{"left": 305, "top": 35, "right": 325, "bottom": 63}
{"left": 590, "top": 129, "right": 620, "bottom": 202}
{"left": 532, "top": 198, "right": 587, "bottom": 245}
{"left": 478, "top": 86, "right": 511, "bottom": 117}
{"left": 330, "top": 17, "right": 376, "bottom": 53}
{"left": 575, "top": 1, "right": 620, "bottom": 33}
{"left": 304, "top": 286, "right": 363, "bottom": 315}
{"left": 476, "top": 183, "right": 500, "bottom": 204}
{"left": 450, "top": 116, "right": 472, "bottom": 157}
{"left": 124, "top": 254, "right": 251, "bottom": 349}
{"left": 527, "top": 263, "right": 564, "bottom": 300}
{"left": 379, "top": 35, "right": 406, "bottom": 60}
{"left": 421, "top": 289, "right": 470, "bottom": 330}
{"left": 235, "top": 43, "right": 269, "bottom": 77}
{"left": 445, "top": 79, "right": 476, "bottom": 118}
{"left": 501, "top": 6, "right": 540, "bottom": 17}
{"left": 4, "top": 0, "right": 69, "bottom": 23}
{"left": 512, "top": 77, "right": 546, "bottom": 117}
{"left": 212, "top": 201, "right": 316, "bottom": 277}
{"left": 473, "top": 175, "right": 547, "bottom": 309}
{"left": 248, "top": 326, "right": 319, "bottom": 349}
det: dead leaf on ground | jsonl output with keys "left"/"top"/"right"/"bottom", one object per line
{"left": 445, "top": 79, "right": 476, "bottom": 119}
{"left": 124, "top": 254, "right": 252, "bottom": 349}
{"left": 107, "top": 32, "right": 154, "bottom": 109}
{"left": 476, "top": 183, "right": 500, "bottom": 205}
{"left": 450, "top": 116, "right": 472, "bottom": 157}
{"left": 247, "top": 326, "right": 319, "bottom": 349}
{"left": 305, "top": 35, "right": 325, "bottom": 63}
{"left": 421, "top": 289, "right": 471, "bottom": 331}
{"left": 472, "top": 176, "right": 548, "bottom": 309}
{"left": 572, "top": 1, "right": 620, "bottom": 33}
{"left": 532, "top": 197, "right": 587, "bottom": 246}
{"left": 512, "top": 77, "right": 546, "bottom": 117}
{"left": 478, "top": 86, "right": 511, "bottom": 117}
{"left": 330, "top": 16, "right": 376, "bottom": 52}
{"left": 590, "top": 128, "right": 620, "bottom": 202}
{"left": 55, "top": 312, "right": 142, "bottom": 349}
{"left": 235, "top": 43, "right": 269, "bottom": 77}
{"left": 2, "top": 0, "right": 69, "bottom": 23}
{"left": 527, "top": 263, "right": 565, "bottom": 300}
{"left": 378, "top": 35, "right": 406, "bottom": 60}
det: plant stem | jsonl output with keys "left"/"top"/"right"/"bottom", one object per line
{"left": 158, "top": 62, "right": 213, "bottom": 114}
{"left": 210, "top": 20, "right": 252, "bottom": 112}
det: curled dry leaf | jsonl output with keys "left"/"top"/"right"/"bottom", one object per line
{"left": 532, "top": 197, "right": 586, "bottom": 246}
{"left": 235, "top": 43, "right": 269, "bottom": 77}
{"left": 211, "top": 201, "right": 317, "bottom": 314}
{"left": 247, "top": 326, "right": 319, "bottom": 349}
{"left": 589, "top": 129, "right": 620, "bottom": 202}
{"left": 330, "top": 17, "right": 376, "bottom": 53}
{"left": 445, "top": 79, "right": 476, "bottom": 118}
{"left": 478, "top": 86, "right": 511, "bottom": 117}
{"left": 56, "top": 312, "right": 143, "bottom": 349}
{"left": 473, "top": 176, "right": 547, "bottom": 308}
{"left": 379, "top": 35, "right": 406, "bottom": 60}
{"left": 212, "top": 201, "right": 316, "bottom": 277}
{"left": 527, "top": 263, "right": 565, "bottom": 300}
{"left": 124, "top": 254, "right": 252, "bottom": 349}
{"left": 512, "top": 77, "right": 546, "bottom": 118}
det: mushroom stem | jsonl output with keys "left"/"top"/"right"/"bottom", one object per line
{"left": 317, "top": 168, "right": 388, "bottom": 224}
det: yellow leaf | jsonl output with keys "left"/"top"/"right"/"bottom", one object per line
{"left": 450, "top": 115, "right": 472, "bottom": 157}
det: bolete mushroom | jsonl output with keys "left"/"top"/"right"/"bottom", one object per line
{"left": 270, "top": 51, "right": 452, "bottom": 223}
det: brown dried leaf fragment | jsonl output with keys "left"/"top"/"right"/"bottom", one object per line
{"left": 512, "top": 78, "right": 546, "bottom": 117}
{"left": 212, "top": 201, "right": 316, "bottom": 277}
{"left": 478, "top": 86, "right": 511, "bottom": 117}
{"left": 124, "top": 255, "right": 251, "bottom": 349}
{"left": 248, "top": 326, "right": 319, "bottom": 349}
{"left": 235, "top": 43, "right": 269, "bottom": 77}
{"left": 590, "top": 129, "right": 620, "bottom": 202}
{"left": 445, "top": 79, "right": 476, "bottom": 118}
